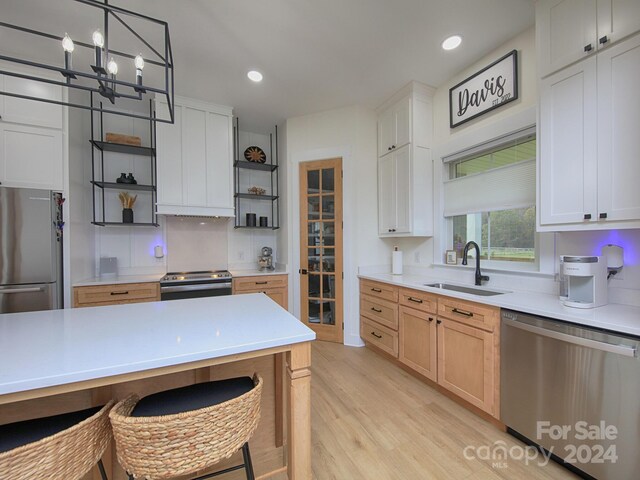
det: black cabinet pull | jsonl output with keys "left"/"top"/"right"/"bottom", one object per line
{"left": 388, "top": 146, "right": 392, "bottom": 151}
{"left": 299, "top": 269, "right": 308, "bottom": 275}
{"left": 370, "top": 331, "right": 383, "bottom": 339}
{"left": 599, "top": 212, "right": 608, "bottom": 219}
{"left": 110, "top": 291, "right": 129, "bottom": 296}
{"left": 408, "top": 297, "right": 423, "bottom": 304}
{"left": 436, "top": 319, "right": 442, "bottom": 325}
{"left": 387, "top": 228, "right": 396, "bottom": 233}
{"left": 371, "top": 287, "right": 382, "bottom": 293}
{"left": 584, "top": 214, "right": 592, "bottom": 220}
{"left": 371, "top": 307, "right": 383, "bottom": 313}
{"left": 428, "top": 317, "right": 434, "bottom": 322}
{"left": 584, "top": 44, "right": 593, "bottom": 52}
{"left": 255, "top": 281, "right": 268, "bottom": 285}
{"left": 452, "top": 307, "right": 473, "bottom": 317}
{"left": 599, "top": 35, "right": 609, "bottom": 45}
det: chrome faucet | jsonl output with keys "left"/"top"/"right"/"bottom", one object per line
{"left": 462, "top": 241, "right": 490, "bottom": 286}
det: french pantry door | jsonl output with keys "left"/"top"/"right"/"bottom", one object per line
{"left": 299, "top": 158, "right": 343, "bottom": 343}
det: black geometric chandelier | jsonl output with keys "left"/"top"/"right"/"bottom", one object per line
{"left": 0, "top": 0, "right": 174, "bottom": 123}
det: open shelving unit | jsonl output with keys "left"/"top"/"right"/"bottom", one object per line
{"left": 90, "top": 94, "right": 159, "bottom": 227}
{"left": 233, "top": 118, "right": 280, "bottom": 229}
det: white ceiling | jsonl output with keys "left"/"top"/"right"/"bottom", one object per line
{"left": 1, "top": 0, "right": 535, "bottom": 132}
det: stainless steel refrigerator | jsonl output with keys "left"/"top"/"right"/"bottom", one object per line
{"left": 0, "top": 186, "right": 63, "bottom": 313}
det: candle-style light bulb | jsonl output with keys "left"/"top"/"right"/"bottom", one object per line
{"left": 62, "top": 33, "right": 75, "bottom": 52}
{"left": 134, "top": 54, "right": 144, "bottom": 71}
{"left": 107, "top": 57, "right": 118, "bottom": 76}
{"left": 92, "top": 29, "right": 104, "bottom": 48}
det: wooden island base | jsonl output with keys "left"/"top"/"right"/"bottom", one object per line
{"left": 0, "top": 343, "right": 312, "bottom": 480}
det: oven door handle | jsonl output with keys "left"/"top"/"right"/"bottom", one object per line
{"left": 160, "top": 282, "right": 232, "bottom": 293}
{"left": 503, "top": 318, "right": 637, "bottom": 358}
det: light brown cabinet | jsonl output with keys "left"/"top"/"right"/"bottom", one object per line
{"left": 360, "top": 279, "right": 500, "bottom": 418}
{"left": 232, "top": 274, "right": 289, "bottom": 310}
{"left": 73, "top": 282, "right": 160, "bottom": 308}
{"left": 360, "top": 280, "right": 399, "bottom": 357}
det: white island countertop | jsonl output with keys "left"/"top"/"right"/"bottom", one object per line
{"left": 0, "top": 294, "right": 315, "bottom": 396}
{"left": 359, "top": 273, "right": 640, "bottom": 337}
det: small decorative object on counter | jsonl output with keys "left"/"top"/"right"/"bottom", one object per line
{"left": 392, "top": 246, "right": 403, "bottom": 275}
{"left": 259, "top": 216, "right": 268, "bottom": 227}
{"left": 247, "top": 186, "right": 266, "bottom": 195}
{"left": 258, "top": 246, "right": 275, "bottom": 271}
{"left": 246, "top": 213, "right": 256, "bottom": 227}
{"left": 105, "top": 132, "right": 142, "bottom": 146}
{"left": 116, "top": 173, "right": 127, "bottom": 184}
{"left": 244, "top": 146, "right": 266, "bottom": 163}
{"left": 445, "top": 250, "right": 457, "bottom": 265}
{"left": 119, "top": 192, "right": 137, "bottom": 223}
{"left": 126, "top": 173, "right": 137, "bottom": 184}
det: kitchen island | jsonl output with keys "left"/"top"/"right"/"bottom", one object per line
{"left": 0, "top": 294, "right": 315, "bottom": 480}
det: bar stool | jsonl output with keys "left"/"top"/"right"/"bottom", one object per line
{"left": 109, "top": 374, "right": 263, "bottom": 480}
{"left": 0, "top": 401, "right": 114, "bottom": 480}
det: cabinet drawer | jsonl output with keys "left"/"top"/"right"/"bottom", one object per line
{"left": 361, "top": 317, "right": 398, "bottom": 358}
{"left": 437, "top": 297, "right": 499, "bottom": 332}
{"left": 360, "top": 279, "right": 398, "bottom": 303}
{"left": 233, "top": 275, "right": 288, "bottom": 292}
{"left": 360, "top": 294, "right": 398, "bottom": 330}
{"left": 74, "top": 283, "right": 160, "bottom": 307}
{"left": 399, "top": 288, "right": 437, "bottom": 314}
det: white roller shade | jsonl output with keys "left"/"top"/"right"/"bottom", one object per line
{"left": 443, "top": 159, "right": 535, "bottom": 217}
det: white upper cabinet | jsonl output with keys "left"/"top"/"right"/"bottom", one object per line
{"left": 0, "top": 75, "right": 64, "bottom": 191}
{"left": 537, "top": 0, "right": 640, "bottom": 78}
{"left": 538, "top": 33, "right": 640, "bottom": 230}
{"left": 378, "top": 96, "right": 411, "bottom": 155}
{"left": 156, "top": 96, "right": 234, "bottom": 217}
{"left": 377, "top": 83, "right": 434, "bottom": 237}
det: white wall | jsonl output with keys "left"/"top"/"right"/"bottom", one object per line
{"left": 284, "top": 105, "right": 386, "bottom": 346}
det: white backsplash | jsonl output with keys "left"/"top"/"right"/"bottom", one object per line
{"left": 165, "top": 216, "right": 229, "bottom": 272}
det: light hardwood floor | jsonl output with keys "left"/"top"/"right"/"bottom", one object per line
{"left": 300, "top": 341, "right": 578, "bottom": 480}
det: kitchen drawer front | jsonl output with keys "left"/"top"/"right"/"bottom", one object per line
{"left": 360, "top": 279, "right": 398, "bottom": 303}
{"left": 361, "top": 317, "right": 398, "bottom": 358}
{"left": 437, "top": 297, "right": 499, "bottom": 332}
{"left": 74, "top": 283, "right": 160, "bottom": 307}
{"left": 233, "top": 275, "right": 288, "bottom": 292}
{"left": 399, "top": 288, "right": 437, "bottom": 314}
{"left": 360, "top": 294, "right": 398, "bottom": 330}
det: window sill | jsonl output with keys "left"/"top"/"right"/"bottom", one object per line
{"left": 432, "top": 262, "right": 555, "bottom": 279}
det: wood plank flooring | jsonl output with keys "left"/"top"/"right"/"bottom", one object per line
{"left": 301, "top": 341, "right": 578, "bottom": 480}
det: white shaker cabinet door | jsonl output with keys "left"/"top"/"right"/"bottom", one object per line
{"left": 156, "top": 102, "right": 183, "bottom": 207}
{"left": 597, "top": 0, "right": 640, "bottom": 47}
{"left": 378, "top": 153, "right": 396, "bottom": 235}
{"left": 0, "top": 123, "right": 63, "bottom": 190}
{"left": 537, "top": 0, "right": 597, "bottom": 77}
{"left": 1, "top": 75, "right": 63, "bottom": 129}
{"left": 596, "top": 34, "right": 640, "bottom": 222}
{"left": 539, "top": 58, "right": 598, "bottom": 226}
{"left": 393, "top": 96, "right": 411, "bottom": 151}
{"left": 205, "top": 112, "right": 233, "bottom": 210}
{"left": 182, "top": 106, "right": 208, "bottom": 207}
{"left": 378, "top": 108, "right": 395, "bottom": 155}
{"left": 394, "top": 145, "right": 412, "bottom": 234}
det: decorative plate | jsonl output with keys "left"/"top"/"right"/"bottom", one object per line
{"left": 244, "top": 146, "right": 266, "bottom": 163}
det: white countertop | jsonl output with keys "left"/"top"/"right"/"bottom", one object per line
{"left": 230, "top": 267, "right": 289, "bottom": 277}
{"left": 73, "top": 274, "right": 163, "bottom": 287}
{"left": 0, "top": 294, "right": 315, "bottom": 396}
{"left": 359, "top": 273, "right": 640, "bottom": 337}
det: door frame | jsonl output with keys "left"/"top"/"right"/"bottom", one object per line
{"left": 299, "top": 158, "right": 343, "bottom": 343}
{"left": 288, "top": 146, "right": 363, "bottom": 347}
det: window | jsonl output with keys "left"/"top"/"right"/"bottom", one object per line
{"left": 443, "top": 127, "right": 537, "bottom": 267}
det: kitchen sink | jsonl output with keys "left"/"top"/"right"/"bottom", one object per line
{"left": 424, "top": 283, "right": 508, "bottom": 296}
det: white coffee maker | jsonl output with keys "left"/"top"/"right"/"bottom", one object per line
{"left": 561, "top": 256, "right": 608, "bottom": 308}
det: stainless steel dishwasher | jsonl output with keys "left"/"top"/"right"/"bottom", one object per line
{"left": 501, "top": 309, "right": 640, "bottom": 480}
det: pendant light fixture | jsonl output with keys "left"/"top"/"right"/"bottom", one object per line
{"left": 0, "top": 0, "right": 175, "bottom": 123}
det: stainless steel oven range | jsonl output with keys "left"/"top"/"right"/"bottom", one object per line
{"left": 159, "top": 271, "right": 232, "bottom": 301}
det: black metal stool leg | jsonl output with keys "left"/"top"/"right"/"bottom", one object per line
{"left": 242, "top": 442, "right": 255, "bottom": 480}
{"left": 97, "top": 459, "right": 109, "bottom": 480}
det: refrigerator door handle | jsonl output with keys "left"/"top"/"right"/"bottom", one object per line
{"left": 0, "top": 286, "right": 45, "bottom": 294}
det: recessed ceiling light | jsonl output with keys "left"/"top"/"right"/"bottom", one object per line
{"left": 247, "top": 70, "right": 263, "bottom": 82}
{"left": 442, "top": 35, "right": 462, "bottom": 51}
